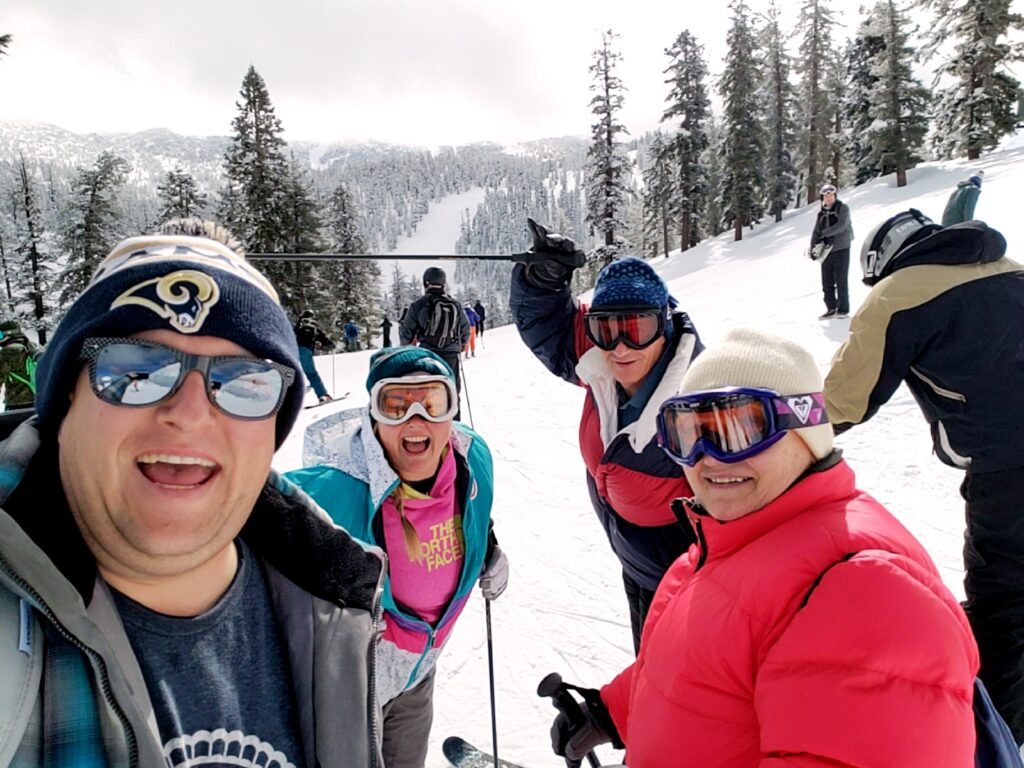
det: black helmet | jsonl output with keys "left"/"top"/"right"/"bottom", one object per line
{"left": 300, "top": 309, "right": 314, "bottom": 319}
{"left": 860, "top": 209, "right": 937, "bottom": 285}
{"left": 423, "top": 267, "right": 446, "bottom": 288}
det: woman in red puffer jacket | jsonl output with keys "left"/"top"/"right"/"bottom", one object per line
{"left": 552, "top": 329, "right": 979, "bottom": 768}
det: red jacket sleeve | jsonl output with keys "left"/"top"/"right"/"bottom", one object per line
{"left": 754, "top": 552, "right": 978, "bottom": 767}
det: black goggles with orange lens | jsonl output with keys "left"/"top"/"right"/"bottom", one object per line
{"left": 583, "top": 309, "right": 666, "bottom": 351}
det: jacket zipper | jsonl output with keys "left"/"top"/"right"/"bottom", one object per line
{"left": 367, "top": 551, "right": 387, "bottom": 768}
{"left": 0, "top": 552, "right": 139, "bottom": 767}
{"left": 693, "top": 517, "right": 709, "bottom": 572}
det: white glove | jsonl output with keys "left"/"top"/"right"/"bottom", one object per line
{"left": 479, "top": 545, "right": 509, "bottom": 600}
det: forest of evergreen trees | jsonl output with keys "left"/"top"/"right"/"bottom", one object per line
{"left": 0, "top": 0, "right": 1020, "bottom": 342}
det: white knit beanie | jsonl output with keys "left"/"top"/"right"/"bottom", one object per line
{"left": 679, "top": 328, "right": 833, "bottom": 460}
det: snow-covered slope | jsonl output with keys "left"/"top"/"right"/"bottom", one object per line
{"left": 274, "top": 138, "right": 1023, "bottom": 767}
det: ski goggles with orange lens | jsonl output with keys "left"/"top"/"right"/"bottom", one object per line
{"left": 583, "top": 309, "right": 665, "bottom": 350}
{"left": 657, "top": 387, "right": 829, "bottom": 466}
{"left": 369, "top": 374, "right": 459, "bottom": 425}
{"left": 79, "top": 337, "right": 296, "bottom": 420}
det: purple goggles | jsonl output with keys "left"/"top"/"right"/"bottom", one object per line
{"left": 657, "top": 387, "right": 829, "bottom": 467}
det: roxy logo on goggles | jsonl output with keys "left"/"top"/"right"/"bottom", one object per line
{"left": 79, "top": 337, "right": 295, "bottom": 420}
{"left": 369, "top": 374, "right": 459, "bottom": 426}
{"left": 656, "top": 387, "right": 829, "bottom": 467}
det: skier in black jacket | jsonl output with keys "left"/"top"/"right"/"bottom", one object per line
{"left": 399, "top": 267, "right": 470, "bottom": 419}
{"left": 826, "top": 210, "right": 1024, "bottom": 740}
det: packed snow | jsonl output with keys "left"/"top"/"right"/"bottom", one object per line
{"left": 274, "top": 138, "right": 1023, "bottom": 767}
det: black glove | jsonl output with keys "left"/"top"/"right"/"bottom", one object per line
{"left": 549, "top": 688, "right": 623, "bottom": 762}
{"left": 518, "top": 218, "right": 588, "bottom": 291}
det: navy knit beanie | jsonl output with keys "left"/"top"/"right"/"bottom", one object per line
{"left": 591, "top": 257, "right": 669, "bottom": 310}
{"left": 35, "top": 220, "right": 303, "bottom": 448}
{"left": 969, "top": 170, "right": 984, "bottom": 188}
{"left": 365, "top": 346, "right": 454, "bottom": 392}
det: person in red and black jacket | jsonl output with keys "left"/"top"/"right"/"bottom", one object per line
{"left": 509, "top": 219, "right": 703, "bottom": 653}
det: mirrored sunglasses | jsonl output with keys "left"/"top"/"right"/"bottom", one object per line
{"left": 583, "top": 309, "right": 665, "bottom": 351}
{"left": 657, "top": 387, "right": 828, "bottom": 467}
{"left": 79, "top": 337, "right": 295, "bottom": 420}
{"left": 369, "top": 374, "right": 458, "bottom": 426}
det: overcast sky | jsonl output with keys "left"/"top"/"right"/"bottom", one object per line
{"left": 4, "top": 1, "right": 878, "bottom": 147}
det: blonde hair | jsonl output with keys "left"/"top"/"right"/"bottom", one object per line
{"left": 389, "top": 486, "right": 424, "bottom": 563}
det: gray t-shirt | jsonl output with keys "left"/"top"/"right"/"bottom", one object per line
{"left": 111, "top": 540, "right": 306, "bottom": 768}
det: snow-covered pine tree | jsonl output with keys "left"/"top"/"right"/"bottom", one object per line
{"left": 662, "top": 29, "right": 710, "bottom": 249}
{"left": 323, "top": 182, "right": 380, "bottom": 349}
{"left": 641, "top": 133, "right": 676, "bottom": 257}
{"left": 12, "top": 155, "right": 55, "bottom": 342}
{"left": 275, "top": 155, "right": 324, "bottom": 319}
{"left": 701, "top": 117, "right": 726, "bottom": 237}
{"left": 584, "top": 29, "right": 631, "bottom": 282}
{"left": 157, "top": 167, "right": 208, "bottom": 223}
{"left": 719, "top": 0, "right": 766, "bottom": 241}
{"left": 844, "top": 7, "right": 887, "bottom": 184}
{"left": 56, "top": 151, "right": 129, "bottom": 310}
{"left": 866, "top": 0, "right": 930, "bottom": 186}
{"left": 219, "top": 65, "right": 291, "bottom": 253}
{"left": 796, "top": 0, "right": 839, "bottom": 203}
{"left": 920, "top": 0, "right": 1023, "bottom": 159}
{"left": 760, "top": 0, "right": 798, "bottom": 222}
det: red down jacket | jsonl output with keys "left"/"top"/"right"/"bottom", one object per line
{"left": 601, "top": 458, "right": 979, "bottom": 767}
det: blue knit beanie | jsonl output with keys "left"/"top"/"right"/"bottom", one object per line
{"left": 365, "top": 346, "right": 454, "bottom": 392}
{"left": 35, "top": 220, "right": 303, "bottom": 448}
{"left": 591, "top": 257, "right": 669, "bottom": 310}
{"left": 969, "top": 171, "right": 984, "bottom": 188}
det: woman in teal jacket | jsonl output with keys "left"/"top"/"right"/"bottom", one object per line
{"left": 286, "top": 346, "right": 506, "bottom": 768}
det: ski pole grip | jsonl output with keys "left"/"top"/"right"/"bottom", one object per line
{"left": 538, "top": 673, "right": 599, "bottom": 768}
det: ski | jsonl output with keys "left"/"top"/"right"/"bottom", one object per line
{"left": 442, "top": 737, "right": 527, "bottom": 768}
{"left": 303, "top": 391, "right": 351, "bottom": 409}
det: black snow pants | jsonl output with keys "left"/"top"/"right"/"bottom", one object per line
{"left": 962, "top": 465, "right": 1024, "bottom": 744}
{"left": 820, "top": 247, "right": 850, "bottom": 314}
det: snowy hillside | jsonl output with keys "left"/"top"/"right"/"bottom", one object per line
{"left": 273, "top": 138, "right": 1024, "bottom": 767}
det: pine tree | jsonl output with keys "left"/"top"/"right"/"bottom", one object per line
{"left": 273, "top": 156, "right": 324, "bottom": 319}
{"left": 323, "top": 182, "right": 380, "bottom": 349}
{"left": 585, "top": 29, "right": 631, "bottom": 264}
{"left": 156, "top": 167, "right": 208, "bottom": 223}
{"left": 719, "top": 0, "right": 766, "bottom": 241}
{"left": 761, "top": 0, "right": 799, "bottom": 222}
{"left": 867, "top": 0, "right": 930, "bottom": 186}
{"left": 219, "top": 66, "right": 291, "bottom": 251}
{"left": 56, "top": 152, "right": 130, "bottom": 310}
{"left": 641, "top": 134, "right": 676, "bottom": 257}
{"left": 702, "top": 117, "right": 726, "bottom": 237}
{"left": 920, "top": 0, "right": 1023, "bottom": 159}
{"left": 796, "top": 0, "right": 839, "bottom": 202}
{"left": 844, "top": 7, "right": 887, "bottom": 184}
{"left": 12, "top": 155, "right": 55, "bottom": 342}
{"left": 0, "top": 34, "right": 11, "bottom": 60}
{"left": 662, "top": 30, "right": 710, "bottom": 248}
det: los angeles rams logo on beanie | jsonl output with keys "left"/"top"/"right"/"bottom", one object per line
{"left": 35, "top": 220, "right": 303, "bottom": 447}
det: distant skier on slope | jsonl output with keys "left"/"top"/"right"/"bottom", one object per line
{"left": 294, "top": 309, "right": 334, "bottom": 403}
{"left": 809, "top": 183, "right": 854, "bottom": 320}
{"left": 400, "top": 267, "right": 471, "bottom": 420}
{"left": 463, "top": 303, "right": 479, "bottom": 358}
{"left": 941, "top": 170, "right": 984, "bottom": 226}
{"left": 509, "top": 218, "right": 703, "bottom": 654}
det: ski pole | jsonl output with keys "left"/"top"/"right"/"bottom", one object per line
{"left": 459, "top": 357, "right": 474, "bottom": 429}
{"left": 248, "top": 252, "right": 533, "bottom": 262}
{"left": 485, "top": 599, "right": 500, "bottom": 768}
{"left": 537, "top": 673, "right": 601, "bottom": 767}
